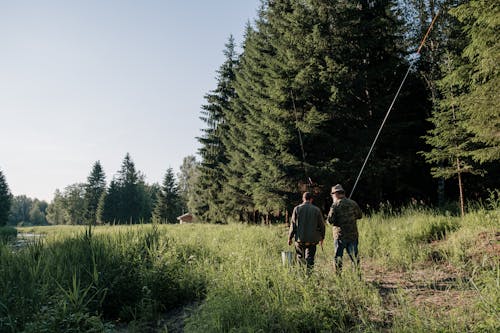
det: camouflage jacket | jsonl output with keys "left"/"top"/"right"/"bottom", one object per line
{"left": 288, "top": 202, "right": 325, "bottom": 244}
{"left": 327, "top": 198, "right": 362, "bottom": 241}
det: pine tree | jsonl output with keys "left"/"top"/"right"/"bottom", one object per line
{"left": 448, "top": 0, "right": 500, "bottom": 163}
{"left": 196, "top": 36, "right": 238, "bottom": 223}
{"left": 96, "top": 154, "right": 145, "bottom": 224}
{"left": 140, "top": 182, "right": 160, "bottom": 223}
{"left": 228, "top": 4, "right": 301, "bottom": 218}
{"left": 97, "top": 180, "right": 121, "bottom": 224}
{"left": 225, "top": 0, "right": 412, "bottom": 213}
{"left": 116, "top": 153, "right": 143, "bottom": 224}
{"left": 219, "top": 24, "right": 259, "bottom": 223}
{"left": 422, "top": 52, "right": 479, "bottom": 216}
{"left": 0, "top": 169, "right": 12, "bottom": 226}
{"left": 84, "top": 161, "right": 106, "bottom": 225}
{"left": 403, "top": 0, "right": 469, "bottom": 205}
{"left": 153, "top": 168, "right": 181, "bottom": 223}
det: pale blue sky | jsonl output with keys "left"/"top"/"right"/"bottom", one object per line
{"left": 0, "top": 0, "right": 260, "bottom": 201}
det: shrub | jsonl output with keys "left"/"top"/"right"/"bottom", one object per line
{"left": 0, "top": 226, "right": 17, "bottom": 242}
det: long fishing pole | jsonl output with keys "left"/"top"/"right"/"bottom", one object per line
{"left": 290, "top": 90, "right": 313, "bottom": 187}
{"left": 349, "top": 11, "right": 440, "bottom": 198}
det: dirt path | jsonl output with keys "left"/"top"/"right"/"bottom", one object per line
{"left": 113, "top": 301, "right": 200, "bottom": 333}
{"left": 159, "top": 301, "right": 200, "bottom": 333}
{"left": 362, "top": 260, "right": 477, "bottom": 328}
{"left": 367, "top": 232, "right": 498, "bottom": 313}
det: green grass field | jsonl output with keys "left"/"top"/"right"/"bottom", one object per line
{"left": 1, "top": 205, "right": 498, "bottom": 332}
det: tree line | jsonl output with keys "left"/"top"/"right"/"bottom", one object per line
{"left": 0, "top": 154, "right": 188, "bottom": 226}
{"left": 191, "top": 0, "right": 499, "bottom": 223}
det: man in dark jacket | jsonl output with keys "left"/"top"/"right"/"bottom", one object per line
{"left": 288, "top": 192, "right": 325, "bottom": 270}
{"left": 327, "top": 184, "right": 363, "bottom": 273}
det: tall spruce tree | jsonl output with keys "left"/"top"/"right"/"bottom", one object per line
{"left": 321, "top": 0, "right": 425, "bottom": 206}
{"left": 140, "top": 182, "right": 160, "bottom": 223}
{"left": 97, "top": 153, "right": 145, "bottom": 224}
{"left": 403, "top": 0, "right": 468, "bottom": 205}
{"left": 0, "top": 169, "right": 12, "bottom": 226}
{"left": 447, "top": 0, "right": 500, "bottom": 163}
{"left": 97, "top": 179, "right": 120, "bottom": 224}
{"left": 219, "top": 24, "right": 260, "bottom": 223}
{"left": 422, "top": 50, "right": 480, "bottom": 216}
{"left": 84, "top": 161, "right": 106, "bottom": 224}
{"left": 153, "top": 168, "right": 181, "bottom": 223}
{"left": 224, "top": 0, "right": 414, "bottom": 215}
{"left": 116, "top": 153, "right": 143, "bottom": 224}
{"left": 421, "top": 0, "right": 500, "bottom": 211}
{"left": 196, "top": 36, "right": 238, "bottom": 223}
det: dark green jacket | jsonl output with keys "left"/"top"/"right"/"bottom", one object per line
{"left": 327, "top": 198, "right": 362, "bottom": 241}
{"left": 288, "top": 202, "right": 325, "bottom": 244}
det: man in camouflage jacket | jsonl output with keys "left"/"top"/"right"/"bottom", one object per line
{"left": 327, "top": 184, "right": 362, "bottom": 273}
{"left": 288, "top": 192, "right": 325, "bottom": 270}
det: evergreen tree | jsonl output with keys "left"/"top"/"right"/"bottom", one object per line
{"left": 140, "top": 182, "right": 160, "bottom": 223}
{"left": 222, "top": 0, "right": 414, "bottom": 214}
{"left": 153, "top": 168, "right": 182, "bottom": 223}
{"left": 422, "top": 50, "right": 480, "bottom": 215}
{"left": 98, "top": 153, "right": 146, "bottom": 224}
{"left": 196, "top": 36, "right": 238, "bottom": 223}
{"left": 219, "top": 24, "right": 259, "bottom": 223}
{"left": 419, "top": 0, "right": 499, "bottom": 211}
{"left": 0, "top": 169, "right": 12, "bottom": 226}
{"left": 97, "top": 180, "right": 121, "bottom": 224}
{"left": 84, "top": 161, "right": 106, "bottom": 225}
{"left": 115, "top": 153, "right": 143, "bottom": 223}
{"left": 447, "top": 0, "right": 500, "bottom": 163}
{"left": 403, "top": 0, "right": 469, "bottom": 205}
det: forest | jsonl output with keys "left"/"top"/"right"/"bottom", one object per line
{"left": 192, "top": 0, "right": 499, "bottom": 223}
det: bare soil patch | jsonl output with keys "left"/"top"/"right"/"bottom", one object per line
{"left": 362, "top": 260, "right": 476, "bottom": 321}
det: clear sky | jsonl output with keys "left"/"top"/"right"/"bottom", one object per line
{"left": 0, "top": 0, "right": 260, "bottom": 202}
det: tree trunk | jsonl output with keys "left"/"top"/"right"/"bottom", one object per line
{"left": 456, "top": 158, "right": 465, "bottom": 217}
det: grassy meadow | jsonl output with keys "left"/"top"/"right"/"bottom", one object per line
{"left": 0, "top": 203, "right": 498, "bottom": 332}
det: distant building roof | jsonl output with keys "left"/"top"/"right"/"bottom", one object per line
{"left": 177, "top": 213, "right": 194, "bottom": 223}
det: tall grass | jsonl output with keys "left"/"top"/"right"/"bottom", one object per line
{"left": 179, "top": 225, "right": 384, "bottom": 332}
{"left": 0, "top": 225, "right": 208, "bottom": 332}
{"left": 1, "top": 203, "right": 499, "bottom": 332}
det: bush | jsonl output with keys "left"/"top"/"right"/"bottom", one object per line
{"left": 0, "top": 226, "right": 17, "bottom": 241}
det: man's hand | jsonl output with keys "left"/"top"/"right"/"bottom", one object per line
{"left": 288, "top": 238, "right": 293, "bottom": 246}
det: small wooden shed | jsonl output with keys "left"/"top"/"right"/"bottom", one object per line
{"left": 177, "top": 213, "right": 194, "bottom": 224}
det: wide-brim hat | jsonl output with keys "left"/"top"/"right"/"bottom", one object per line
{"left": 331, "top": 184, "right": 345, "bottom": 194}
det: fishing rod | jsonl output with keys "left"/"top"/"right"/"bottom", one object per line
{"left": 291, "top": 90, "right": 314, "bottom": 188}
{"left": 349, "top": 11, "right": 440, "bottom": 198}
